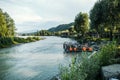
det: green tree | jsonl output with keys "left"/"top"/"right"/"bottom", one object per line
{"left": 90, "top": 1, "right": 103, "bottom": 35}
{"left": 68, "top": 27, "right": 75, "bottom": 35}
{"left": 90, "top": 0, "right": 120, "bottom": 40}
{"left": 4, "top": 12, "right": 15, "bottom": 36}
{"left": 0, "top": 8, "right": 16, "bottom": 37}
{"left": 37, "top": 30, "right": 52, "bottom": 36}
{"left": 74, "top": 12, "right": 89, "bottom": 37}
{"left": 0, "top": 9, "right": 7, "bottom": 37}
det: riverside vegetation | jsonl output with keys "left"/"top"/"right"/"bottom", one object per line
{"left": 0, "top": 8, "right": 42, "bottom": 48}
{"left": 59, "top": 0, "right": 120, "bottom": 80}
{"left": 0, "top": 0, "right": 120, "bottom": 79}
{"left": 60, "top": 42, "right": 120, "bottom": 80}
{"left": 0, "top": 36, "right": 41, "bottom": 48}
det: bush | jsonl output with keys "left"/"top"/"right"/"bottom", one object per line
{"left": 14, "top": 37, "right": 28, "bottom": 43}
{"left": 32, "top": 37, "right": 40, "bottom": 40}
{"left": 98, "top": 41, "right": 117, "bottom": 66}
{"left": 60, "top": 54, "right": 100, "bottom": 80}
{"left": 0, "top": 37, "right": 14, "bottom": 48}
{"left": 0, "top": 36, "right": 41, "bottom": 48}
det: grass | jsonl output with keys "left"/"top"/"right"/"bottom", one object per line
{"left": 0, "top": 36, "right": 42, "bottom": 48}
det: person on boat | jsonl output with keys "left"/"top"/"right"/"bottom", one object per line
{"left": 69, "top": 47, "right": 73, "bottom": 52}
{"left": 82, "top": 47, "right": 86, "bottom": 51}
{"left": 74, "top": 47, "right": 77, "bottom": 52}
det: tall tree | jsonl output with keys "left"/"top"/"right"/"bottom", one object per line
{"left": 4, "top": 12, "right": 15, "bottom": 36}
{"left": 90, "top": 1, "right": 103, "bottom": 31}
{"left": 74, "top": 12, "right": 89, "bottom": 37}
{"left": 90, "top": 0, "right": 120, "bottom": 40}
{"left": 0, "top": 9, "right": 7, "bottom": 37}
{"left": 0, "top": 8, "right": 15, "bottom": 37}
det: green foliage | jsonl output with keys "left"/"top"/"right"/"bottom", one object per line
{"left": 14, "top": 37, "right": 28, "bottom": 43}
{"left": 4, "top": 12, "right": 15, "bottom": 36}
{"left": 26, "top": 37, "right": 40, "bottom": 42}
{"left": 68, "top": 27, "right": 75, "bottom": 35}
{"left": 0, "top": 9, "right": 7, "bottom": 37}
{"left": 90, "top": 0, "right": 120, "bottom": 40}
{"left": 90, "top": 1, "right": 103, "bottom": 30}
{"left": 0, "top": 37, "right": 14, "bottom": 48}
{"left": 35, "top": 30, "right": 52, "bottom": 36}
{"left": 60, "top": 42, "right": 118, "bottom": 80}
{"left": 0, "top": 8, "right": 15, "bottom": 37}
{"left": 60, "top": 66, "right": 70, "bottom": 80}
{"left": 98, "top": 42, "right": 117, "bottom": 66}
{"left": 0, "top": 37, "right": 41, "bottom": 48}
{"left": 74, "top": 12, "right": 89, "bottom": 37}
{"left": 60, "top": 54, "right": 100, "bottom": 80}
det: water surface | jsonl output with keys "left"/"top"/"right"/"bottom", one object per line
{"left": 0, "top": 36, "right": 76, "bottom": 80}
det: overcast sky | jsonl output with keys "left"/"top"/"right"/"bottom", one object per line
{"left": 0, "top": 0, "right": 97, "bottom": 33}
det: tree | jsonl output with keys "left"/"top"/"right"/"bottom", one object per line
{"left": 90, "top": 1, "right": 103, "bottom": 32}
{"left": 36, "top": 30, "right": 52, "bottom": 36}
{"left": 74, "top": 12, "right": 89, "bottom": 37}
{"left": 4, "top": 12, "right": 15, "bottom": 36}
{"left": 68, "top": 26, "right": 75, "bottom": 35}
{"left": 0, "top": 8, "right": 16, "bottom": 37}
{"left": 90, "top": 0, "right": 120, "bottom": 40}
{"left": 0, "top": 9, "right": 7, "bottom": 37}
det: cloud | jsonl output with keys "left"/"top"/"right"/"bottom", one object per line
{"left": 0, "top": 2, "right": 42, "bottom": 24}
{"left": 13, "top": 13, "right": 42, "bottom": 24}
{"left": 0, "top": 0, "right": 97, "bottom": 32}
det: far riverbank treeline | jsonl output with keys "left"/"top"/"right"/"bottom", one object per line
{"left": 20, "top": 22, "right": 75, "bottom": 37}
{"left": 0, "top": 8, "right": 41, "bottom": 48}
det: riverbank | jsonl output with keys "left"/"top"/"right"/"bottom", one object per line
{"left": 0, "top": 36, "right": 43, "bottom": 48}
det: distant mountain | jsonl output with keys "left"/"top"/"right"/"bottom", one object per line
{"left": 48, "top": 22, "right": 74, "bottom": 32}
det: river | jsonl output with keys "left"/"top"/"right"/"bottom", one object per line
{"left": 0, "top": 36, "right": 76, "bottom": 80}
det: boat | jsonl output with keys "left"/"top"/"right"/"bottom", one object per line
{"left": 63, "top": 42, "right": 93, "bottom": 53}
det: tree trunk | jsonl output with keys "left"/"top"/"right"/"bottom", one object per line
{"left": 110, "top": 29, "right": 113, "bottom": 41}
{"left": 110, "top": 23, "right": 114, "bottom": 41}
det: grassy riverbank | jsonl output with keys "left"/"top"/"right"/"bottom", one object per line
{"left": 60, "top": 42, "right": 120, "bottom": 80}
{"left": 0, "top": 36, "right": 42, "bottom": 48}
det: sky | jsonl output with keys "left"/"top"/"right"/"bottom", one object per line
{"left": 0, "top": 0, "right": 97, "bottom": 33}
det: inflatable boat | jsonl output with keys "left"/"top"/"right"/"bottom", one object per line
{"left": 63, "top": 42, "right": 93, "bottom": 53}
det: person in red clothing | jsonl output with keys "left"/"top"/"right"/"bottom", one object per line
{"left": 82, "top": 47, "right": 86, "bottom": 51}
{"left": 88, "top": 47, "right": 93, "bottom": 52}
{"left": 69, "top": 47, "right": 73, "bottom": 52}
{"left": 74, "top": 47, "right": 77, "bottom": 52}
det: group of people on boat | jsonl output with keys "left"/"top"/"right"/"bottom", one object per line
{"left": 63, "top": 42, "right": 93, "bottom": 53}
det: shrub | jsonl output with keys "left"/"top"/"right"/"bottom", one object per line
{"left": 0, "top": 36, "right": 41, "bottom": 48}
{"left": 60, "top": 54, "right": 100, "bottom": 80}
{"left": 0, "top": 37, "right": 14, "bottom": 48}
{"left": 98, "top": 41, "right": 117, "bottom": 66}
{"left": 14, "top": 37, "right": 28, "bottom": 43}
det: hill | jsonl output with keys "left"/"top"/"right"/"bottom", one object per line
{"left": 48, "top": 22, "right": 74, "bottom": 32}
